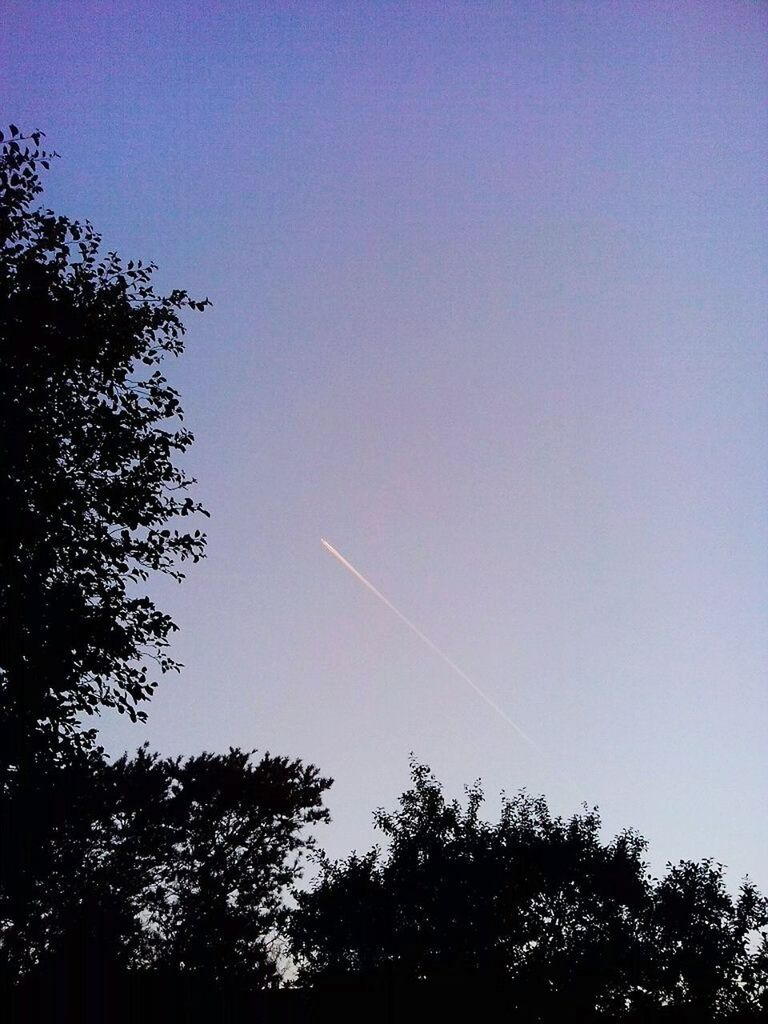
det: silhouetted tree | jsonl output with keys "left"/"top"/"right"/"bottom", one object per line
{"left": 290, "top": 761, "right": 767, "bottom": 1022}
{"left": 4, "top": 745, "right": 331, "bottom": 990}
{"left": 646, "top": 859, "right": 768, "bottom": 1021}
{"left": 0, "top": 125, "right": 209, "bottom": 762}
{"left": 0, "top": 124, "right": 212, "bottom": 1001}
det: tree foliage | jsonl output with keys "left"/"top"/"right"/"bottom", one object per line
{"left": 290, "top": 761, "right": 768, "bottom": 1021}
{"left": 2, "top": 745, "right": 331, "bottom": 988}
{"left": 0, "top": 125, "right": 209, "bottom": 757}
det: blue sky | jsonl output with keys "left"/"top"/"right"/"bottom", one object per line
{"left": 4, "top": 1, "right": 767, "bottom": 887}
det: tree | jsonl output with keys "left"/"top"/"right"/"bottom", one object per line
{"left": 291, "top": 761, "right": 652, "bottom": 1013}
{"left": 648, "top": 859, "right": 768, "bottom": 1020}
{"left": 4, "top": 745, "right": 332, "bottom": 990}
{"left": 0, "top": 124, "right": 209, "bottom": 761}
{"left": 290, "top": 761, "right": 768, "bottom": 1022}
{"left": 132, "top": 747, "right": 331, "bottom": 985}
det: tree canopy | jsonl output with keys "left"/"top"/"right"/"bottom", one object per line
{"left": 290, "top": 761, "right": 768, "bottom": 1022}
{"left": 0, "top": 125, "right": 208, "bottom": 760}
{"left": 3, "top": 744, "right": 331, "bottom": 989}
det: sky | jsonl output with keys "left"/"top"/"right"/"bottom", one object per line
{"left": 3, "top": 1, "right": 767, "bottom": 888}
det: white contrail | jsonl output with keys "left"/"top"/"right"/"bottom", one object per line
{"left": 321, "top": 538, "right": 576, "bottom": 791}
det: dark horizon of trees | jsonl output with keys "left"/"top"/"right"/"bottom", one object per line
{"left": 5, "top": 750, "right": 767, "bottom": 1022}
{"left": 292, "top": 760, "right": 768, "bottom": 1021}
{"left": 1, "top": 126, "right": 766, "bottom": 1022}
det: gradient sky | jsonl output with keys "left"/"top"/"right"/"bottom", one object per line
{"left": 3, "top": 2, "right": 767, "bottom": 888}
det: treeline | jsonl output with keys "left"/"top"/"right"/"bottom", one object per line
{"left": 1, "top": 128, "right": 766, "bottom": 1022}
{"left": 5, "top": 751, "right": 767, "bottom": 1022}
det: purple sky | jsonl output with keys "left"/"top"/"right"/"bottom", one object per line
{"left": 4, "top": 2, "right": 767, "bottom": 887}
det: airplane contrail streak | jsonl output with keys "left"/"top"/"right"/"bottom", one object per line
{"left": 321, "top": 538, "right": 576, "bottom": 791}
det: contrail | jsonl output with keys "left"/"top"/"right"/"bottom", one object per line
{"left": 321, "top": 538, "right": 576, "bottom": 791}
